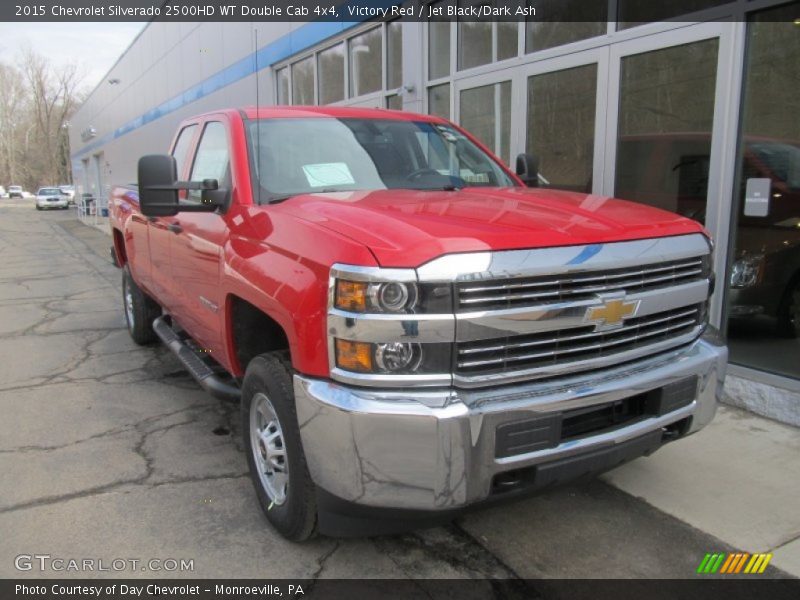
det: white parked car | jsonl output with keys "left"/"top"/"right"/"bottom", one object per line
{"left": 0, "top": 185, "right": 6, "bottom": 198}
{"left": 7, "top": 185, "right": 23, "bottom": 198}
{"left": 59, "top": 185, "right": 76, "bottom": 204}
{"left": 35, "top": 187, "right": 69, "bottom": 210}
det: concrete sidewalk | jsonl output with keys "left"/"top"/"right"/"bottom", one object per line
{"left": 603, "top": 405, "right": 800, "bottom": 576}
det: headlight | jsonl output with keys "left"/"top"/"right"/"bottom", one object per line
{"left": 334, "top": 278, "right": 452, "bottom": 313}
{"left": 335, "top": 280, "right": 417, "bottom": 313}
{"left": 372, "top": 282, "right": 411, "bottom": 312}
{"left": 334, "top": 339, "right": 449, "bottom": 374}
{"left": 730, "top": 254, "right": 764, "bottom": 288}
{"left": 375, "top": 342, "right": 422, "bottom": 372}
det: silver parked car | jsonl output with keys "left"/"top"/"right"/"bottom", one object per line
{"left": 35, "top": 187, "right": 69, "bottom": 210}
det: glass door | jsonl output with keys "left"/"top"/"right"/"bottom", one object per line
{"left": 454, "top": 72, "right": 515, "bottom": 166}
{"left": 518, "top": 48, "right": 609, "bottom": 194}
{"left": 603, "top": 23, "right": 735, "bottom": 324}
{"left": 726, "top": 3, "right": 800, "bottom": 380}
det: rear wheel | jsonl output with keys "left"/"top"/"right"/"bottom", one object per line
{"left": 122, "top": 264, "right": 160, "bottom": 345}
{"left": 242, "top": 352, "right": 317, "bottom": 541}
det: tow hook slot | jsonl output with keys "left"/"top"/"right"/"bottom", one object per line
{"left": 661, "top": 417, "right": 692, "bottom": 442}
{"left": 493, "top": 471, "right": 523, "bottom": 492}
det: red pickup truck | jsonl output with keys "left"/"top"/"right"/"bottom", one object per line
{"left": 110, "top": 106, "right": 727, "bottom": 541}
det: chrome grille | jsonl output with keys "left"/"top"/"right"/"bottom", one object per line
{"left": 456, "top": 305, "right": 704, "bottom": 376}
{"left": 456, "top": 256, "right": 706, "bottom": 312}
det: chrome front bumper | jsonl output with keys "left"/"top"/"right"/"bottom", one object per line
{"left": 295, "top": 335, "right": 727, "bottom": 512}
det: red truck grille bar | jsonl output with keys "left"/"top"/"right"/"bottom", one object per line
{"left": 456, "top": 257, "right": 705, "bottom": 311}
{"left": 456, "top": 305, "right": 703, "bottom": 376}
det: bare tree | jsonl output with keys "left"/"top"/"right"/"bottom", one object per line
{"left": 0, "top": 48, "right": 84, "bottom": 191}
{"left": 20, "top": 46, "right": 83, "bottom": 186}
{"left": 0, "top": 62, "right": 27, "bottom": 185}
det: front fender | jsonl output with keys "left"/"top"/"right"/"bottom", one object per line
{"left": 221, "top": 206, "right": 377, "bottom": 378}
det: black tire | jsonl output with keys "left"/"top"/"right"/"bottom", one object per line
{"left": 122, "top": 264, "right": 160, "bottom": 345}
{"left": 35, "top": 206, "right": 41, "bottom": 211}
{"left": 242, "top": 352, "right": 317, "bottom": 541}
{"left": 776, "top": 278, "right": 800, "bottom": 339}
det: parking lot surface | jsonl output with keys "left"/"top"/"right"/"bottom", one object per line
{"left": 1, "top": 202, "right": 797, "bottom": 583}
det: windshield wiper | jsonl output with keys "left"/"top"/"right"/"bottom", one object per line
{"left": 266, "top": 188, "right": 351, "bottom": 204}
{"left": 412, "top": 184, "right": 461, "bottom": 192}
{"left": 266, "top": 194, "right": 298, "bottom": 204}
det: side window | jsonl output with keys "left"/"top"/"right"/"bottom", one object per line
{"left": 188, "top": 121, "right": 230, "bottom": 203}
{"left": 171, "top": 125, "right": 197, "bottom": 178}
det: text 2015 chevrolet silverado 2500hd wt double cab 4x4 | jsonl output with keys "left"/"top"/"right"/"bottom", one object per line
{"left": 109, "top": 107, "right": 727, "bottom": 541}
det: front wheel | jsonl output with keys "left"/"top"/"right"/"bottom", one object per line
{"left": 122, "top": 264, "right": 160, "bottom": 345}
{"left": 777, "top": 279, "right": 800, "bottom": 339}
{"left": 242, "top": 352, "right": 317, "bottom": 541}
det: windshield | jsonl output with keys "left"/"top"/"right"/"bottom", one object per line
{"left": 749, "top": 141, "right": 800, "bottom": 191}
{"left": 246, "top": 118, "right": 516, "bottom": 202}
{"left": 38, "top": 188, "right": 60, "bottom": 195}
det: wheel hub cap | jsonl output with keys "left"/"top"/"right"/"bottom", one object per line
{"left": 124, "top": 283, "right": 134, "bottom": 330}
{"left": 249, "top": 392, "right": 288, "bottom": 506}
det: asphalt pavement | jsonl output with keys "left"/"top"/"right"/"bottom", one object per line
{"left": 0, "top": 200, "right": 797, "bottom": 584}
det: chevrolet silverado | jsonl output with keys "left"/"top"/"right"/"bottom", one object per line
{"left": 109, "top": 106, "right": 727, "bottom": 541}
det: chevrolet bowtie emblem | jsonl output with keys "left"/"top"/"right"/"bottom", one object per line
{"left": 584, "top": 296, "right": 640, "bottom": 330}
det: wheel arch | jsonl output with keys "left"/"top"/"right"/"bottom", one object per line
{"left": 226, "top": 295, "right": 292, "bottom": 376}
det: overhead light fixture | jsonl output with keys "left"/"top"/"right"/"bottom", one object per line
{"left": 108, "top": 78, "right": 121, "bottom": 85}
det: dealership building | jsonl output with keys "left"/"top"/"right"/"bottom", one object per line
{"left": 69, "top": 0, "right": 800, "bottom": 421}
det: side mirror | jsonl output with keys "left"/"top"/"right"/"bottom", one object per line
{"left": 138, "top": 154, "right": 222, "bottom": 217}
{"left": 516, "top": 153, "right": 539, "bottom": 188}
{"left": 138, "top": 155, "right": 179, "bottom": 217}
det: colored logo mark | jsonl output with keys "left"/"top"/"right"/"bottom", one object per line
{"left": 696, "top": 552, "right": 773, "bottom": 574}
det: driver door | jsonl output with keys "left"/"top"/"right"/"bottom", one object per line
{"left": 167, "top": 119, "right": 230, "bottom": 356}
{"left": 148, "top": 123, "right": 198, "bottom": 310}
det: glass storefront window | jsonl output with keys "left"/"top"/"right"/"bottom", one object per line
{"left": 386, "top": 94, "right": 402, "bottom": 110}
{"left": 318, "top": 44, "right": 344, "bottom": 105}
{"left": 618, "top": 0, "right": 729, "bottom": 29}
{"left": 497, "top": 22, "right": 518, "bottom": 61}
{"left": 727, "top": 2, "right": 800, "bottom": 379}
{"left": 349, "top": 27, "right": 383, "bottom": 97}
{"left": 387, "top": 21, "right": 403, "bottom": 90}
{"left": 428, "top": 12, "right": 450, "bottom": 80}
{"left": 460, "top": 81, "right": 511, "bottom": 165}
{"left": 291, "top": 56, "right": 314, "bottom": 105}
{"left": 525, "top": 1, "right": 607, "bottom": 52}
{"left": 276, "top": 67, "right": 289, "bottom": 104}
{"left": 428, "top": 84, "right": 450, "bottom": 119}
{"left": 458, "top": 7, "right": 517, "bottom": 70}
{"left": 459, "top": 20, "right": 492, "bottom": 70}
{"left": 614, "top": 38, "right": 719, "bottom": 224}
{"left": 527, "top": 64, "right": 597, "bottom": 192}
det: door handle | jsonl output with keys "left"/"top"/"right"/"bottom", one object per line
{"left": 167, "top": 222, "right": 183, "bottom": 234}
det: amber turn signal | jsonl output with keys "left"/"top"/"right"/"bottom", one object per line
{"left": 335, "top": 280, "right": 368, "bottom": 312}
{"left": 335, "top": 339, "right": 373, "bottom": 372}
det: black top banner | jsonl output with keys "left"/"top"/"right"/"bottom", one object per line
{"left": 0, "top": 0, "right": 779, "bottom": 23}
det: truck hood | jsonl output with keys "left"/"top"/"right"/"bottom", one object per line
{"left": 276, "top": 187, "right": 706, "bottom": 268}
